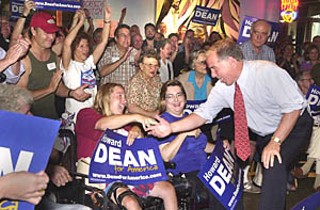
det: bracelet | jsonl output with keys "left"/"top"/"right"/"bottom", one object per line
{"left": 104, "top": 19, "right": 111, "bottom": 24}
{"left": 20, "top": 14, "right": 28, "bottom": 18}
{"left": 67, "top": 89, "right": 73, "bottom": 98}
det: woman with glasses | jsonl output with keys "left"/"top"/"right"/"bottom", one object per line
{"left": 126, "top": 49, "right": 162, "bottom": 118}
{"left": 178, "top": 50, "right": 212, "bottom": 100}
{"left": 156, "top": 80, "right": 230, "bottom": 209}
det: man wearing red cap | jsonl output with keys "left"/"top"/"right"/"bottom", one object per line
{"left": 13, "top": 1, "right": 89, "bottom": 119}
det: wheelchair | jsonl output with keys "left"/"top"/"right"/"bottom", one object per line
{"left": 165, "top": 164, "right": 210, "bottom": 210}
{"left": 51, "top": 127, "right": 164, "bottom": 210}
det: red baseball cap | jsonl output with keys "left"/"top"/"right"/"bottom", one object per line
{"left": 30, "top": 12, "right": 60, "bottom": 34}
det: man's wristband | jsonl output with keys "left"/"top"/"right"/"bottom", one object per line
{"left": 67, "top": 89, "right": 73, "bottom": 98}
{"left": 104, "top": 19, "right": 111, "bottom": 24}
{"left": 20, "top": 14, "right": 28, "bottom": 18}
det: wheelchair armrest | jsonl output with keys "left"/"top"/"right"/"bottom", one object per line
{"left": 164, "top": 161, "right": 176, "bottom": 169}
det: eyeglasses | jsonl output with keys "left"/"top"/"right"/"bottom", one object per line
{"left": 301, "top": 78, "right": 313, "bottom": 82}
{"left": 143, "top": 63, "right": 159, "bottom": 69}
{"left": 197, "top": 60, "right": 207, "bottom": 66}
{"left": 165, "top": 92, "right": 185, "bottom": 101}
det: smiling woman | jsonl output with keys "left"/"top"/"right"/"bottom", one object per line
{"left": 60, "top": 7, "right": 111, "bottom": 123}
{"left": 126, "top": 49, "right": 163, "bottom": 118}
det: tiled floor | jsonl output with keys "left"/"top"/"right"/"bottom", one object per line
{"left": 243, "top": 177, "right": 317, "bottom": 210}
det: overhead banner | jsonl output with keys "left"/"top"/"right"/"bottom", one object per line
{"left": 198, "top": 139, "right": 243, "bottom": 210}
{"left": 306, "top": 85, "right": 320, "bottom": 116}
{"left": 191, "top": 5, "right": 220, "bottom": 26}
{"left": 10, "top": 0, "right": 24, "bottom": 19}
{"left": 0, "top": 111, "right": 60, "bottom": 210}
{"left": 237, "top": 15, "right": 281, "bottom": 48}
{"left": 89, "top": 129, "right": 168, "bottom": 185}
{"left": 34, "top": 0, "right": 82, "bottom": 12}
{"left": 10, "top": 0, "right": 81, "bottom": 18}
{"left": 82, "top": 0, "right": 105, "bottom": 20}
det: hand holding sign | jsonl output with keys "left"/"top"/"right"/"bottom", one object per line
{"left": 22, "top": 0, "right": 36, "bottom": 17}
{"left": 0, "top": 171, "right": 49, "bottom": 205}
{"left": 126, "top": 125, "right": 143, "bottom": 146}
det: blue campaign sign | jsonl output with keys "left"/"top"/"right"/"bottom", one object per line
{"left": 291, "top": 191, "right": 320, "bottom": 210}
{"left": 183, "top": 99, "right": 206, "bottom": 115}
{"left": 0, "top": 110, "right": 60, "bottom": 210}
{"left": 192, "top": 5, "right": 220, "bottom": 26}
{"left": 198, "top": 139, "right": 243, "bottom": 210}
{"left": 10, "top": 0, "right": 25, "bottom": 19}
{"left": 306, "top": 85, "right": 320, "bottom": 116}
{"left": 34, "top": 0, "right": 81, "bottom": 12}
{"left": 237, "top": 15, "right": 281, "bottom": 48}
{"left": 89, "top": 129, "right": 168, "bottom": 185}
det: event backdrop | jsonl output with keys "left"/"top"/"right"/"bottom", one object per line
{"left": 156, "top": 0, "right": 240, "bottom": 40}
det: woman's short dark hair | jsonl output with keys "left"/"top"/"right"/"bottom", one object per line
{"left": 159, "top": 80, "right": 187, "bottom": 113}
{"left": 71, "top": 31, "right": 92, "bottom": 60}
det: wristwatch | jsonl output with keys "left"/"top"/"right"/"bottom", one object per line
{"left": 273, "top": 137, "right": 282, "bottom": 145}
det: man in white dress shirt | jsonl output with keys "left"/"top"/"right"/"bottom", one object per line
{"left": 148, "top": 38, "right": 313, "bottom": 210}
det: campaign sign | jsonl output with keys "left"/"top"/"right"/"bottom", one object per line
{"left": 89, "top": 129, "right": 168, "bottom": 185}
{"left": 0, "top": 110, "right": 60, "bottom": 210}
{"left": 306, "top": 85, "right": 320, "bottom": 116}
{"left": 192, "top": 5, "right": 220, "bottom": 26}
{"left": 34, "top": 0, "right": 81, "bottom": 12}
{"left": 83, "top": 0, "right": 104, "bottom": 19}
{"left": 183, "top": 99, "right": 206, "bottom": 115}
{"left": 198, "top": 139, "right": 243, "bottom": 210}
{"left": 237, "top": 15, "right": 281, "bottom": 48}
{"left": 10, "top": 0, "right": 24, "bottom": 19}
{"left": 291, "top": 191, "right": 320, "bottom": 210}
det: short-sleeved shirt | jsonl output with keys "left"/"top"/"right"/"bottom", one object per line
{"left": 62, "top": 55, "right": 97, "bottom": 121}
{"left": 126, "top": 71, "right": 162, "bottom": 112}
{"left": 98, "top": 45, "right": 137, "bottom": 87}
{"left": 240, "top": 41, "right": 276, "bottom": 62}
{"left": 157, "top": 112, "right": 208, "bottom": 175}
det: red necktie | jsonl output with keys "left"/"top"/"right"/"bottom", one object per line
{"left": 234, "top": 83, "right": 251, "bottom": 161}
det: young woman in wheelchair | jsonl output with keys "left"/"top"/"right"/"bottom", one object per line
{"left": 156, "top": 80, "right": 242, "bottom": 209}
{"left": 75, "top": 82, "right": 178, "bottom": 210}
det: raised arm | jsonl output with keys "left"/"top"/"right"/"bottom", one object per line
{"left": 118, "top": 8, "right": 127, "bottom": 25}
{"left": 84, "top": 8, "right": 94, "bottom": 35}
{"left": 99, "top": 47, "right": 133, "bottom": 77}
{"left": 61, "top": 9, "right": 85, "bottom": 70}
{"left": 92, "top": 6, "right": 111, "bottom": 64}
{"left": 10, "top": 0, "right": 35, "bottom": 46}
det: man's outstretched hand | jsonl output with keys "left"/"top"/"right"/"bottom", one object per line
{"left": 146, "top": 115, "right": 172, "bottom": 138}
